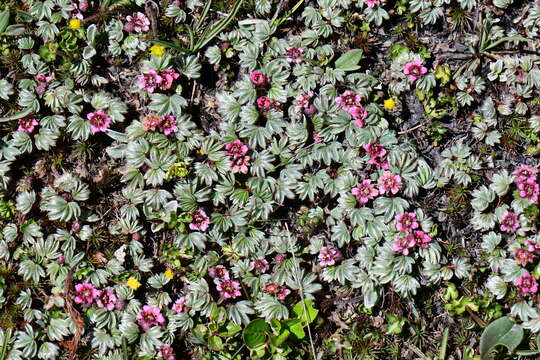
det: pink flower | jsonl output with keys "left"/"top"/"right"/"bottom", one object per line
{"left": 403, "top": 60, "right": 428, "bottom": 82}
{"left": 136, "top": 305, "right": 165, "bottom": 331}
{"left": 189, "top": 209, "right": 210, "bottom": 231}
{"left": 313, "top": 131, "right": 322, "bottom": 143}
{"left": 230, "top": 155, "right": 251, "bottom": 174}
{"left": 408, "top": 230, "right": 432, "bottom": 249}
{"left": 513, "top": 164, "right": 537, "bottom": 184}
{"left": 518, "top": 179, "right": 539, "bottom": 202}
{"left": 515, "top": 273, "right": 538, "bottom": 294}
{"left": 364, "top": 0, "right": 385, "bottom": 7}
{"left": 276, "top": 287, "right": 291, "bottom": 300}
{"left": 525, "top": 240, "right": 540, "bottom": 253}
{"left": 160, "top": 115, "right": 178, "bottom": 135}
{"left": 87, "top": 110, "right": 111, "bottom": 134}
{"left": 143, "top": 114, "right": 163, "bottom": 131}
{"left": 172, "top": 297, "right": 189, "bottom": 313}
{"left": 257, "top": 96, "right": 272, "bottom": 110}
{"left": 208, "top": 265, "right": 230, "bottom": 281}
{"left": 124, "top": 12, "right": 150, "bottom": 33}
{"left": 158, "top": 344, "right": 175, "bottom": 360}
{"left": 318, "top": 246, "right": 343, "bottom": 267}
{"left": 395, "top": 212, "right": 419, "bottom": 233}
{"left": 138, "top": 70, "right": 163, "bottom": 93}
{"left": 352, "top": 180, "right": 379, "bottom": 204}
{"left": 225, "top": 139, "right": 248, "bottom": 157}
{"left": 69, "top": 1, "right": 87, "bottom": 19}
{"left": 95, "top": 288, "right": 118, "bottom": 311}
{"left": 378, "top": 171, "right": 402, "bottom": 195}
{"left": 251, "top": 258, "right": 269, "bottom": 273}
{"left": 159, "top": 69, "right": 180, "bottom": 91}
{"left": 286, "top": 47, "right": 303, "bottom": 64}
{"left": 18, "top": 116, "right": 39, "bottom": 134}
{"left": 500, "top": 211, "right": 520, "bottom": 233}
{"left": 74, "top": 282, "right": 99, "bottom": 306}
{"left": 35, "top": 74, "right": 53, "bottom": 95}
{"left": 515, "top": 248, "right": 535, "bottom": 266}
{"left": 364, "top": 143, "right": 388, "bottom": 168}
{"left": 216, "top": 280, "right": 242, "bottom": 299}
{"left": 295, "top": 92, "right": 315, "bottom": 114}
{"left": 350, "top": 105, "right": 368, "bottom": 126}
{"left": 274, "top": 254, "right": 287, "bottom": 264}
{"left": 336, "top": 91, "right": 363, "bottom": 113}
{"left": 392, "top": 236, "right": 416, "bottom": 255}
{"left": 250, "top": 70, "right": 267, "bottom": 85}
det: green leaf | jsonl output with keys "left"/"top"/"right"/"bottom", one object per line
{"left": 480, "top": 317, "right": 524, "bottom": 360}
{"left": 334, "top": 49, "right": 363, "bottom": 72}
{"left": 243, "top": 319, "right": 269, "bottom": 349}
{"left": 0, "top": 9, "right": 9, "bottom": 33}
{"left": 282, "top": 319, "right": 304, "bottom": 339}
{"left": 292, "top": 299, "right": 318, "bottom": 324}
{"left": 207, "top": 335, "right": 224, "bottom": 351}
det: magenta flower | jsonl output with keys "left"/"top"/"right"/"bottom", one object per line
{"left": 318, "top": 246, "right": 343, "bottom": 267}
{"left": 250, "top": 70, "right": 267, "bottom": 85}
{"left": 172, "top": 297, "right": 189, "bottom": 313}
{"left": 525, "top": 240, "right": 540, "bottom": 253}
{"left": 74, "top": 282, "right": 99, "bottom": 306}
{"left": 276, "top": 287, "right": 291, "bottom": 300}
{"left": 95, "top": 288, "right": 118, "bottom": 311}
{"left": 225, "top": 139, "right": 248, "bottom": 157}
{"left": 295, "top": 92, "right": 315, "bottom": 114}
{"left": 286, "top": 47, "right": 303, "bottom": 64}
{"left": 403, "top": 60, "right": 428, "bottom": 82}
{"left": 257, "top": 96, "right": 272, "bottom": 110}
{"left": 350, "top": 105, "right": 368, "bottom": 127}
{"left": 158, "top": 344, "right": 176, "bottom": 360}
{"left": 159, "top": 69, "right": 180, "bottom": 91}
{"left": 216, "top": 280, "right": 242, "bottom": 299}
{"left": 87, "top": 110, "right": 111, "bottom": 134}
{"left": 138, "top": 70, "right": 163, "bottom": 93}
{"left": 251, "top": 258, "right": 269, "bottom": 273}
{"left": 364, "top": 0, "right": 385, "bottom": 7}
{"left": 18, "top": 116, "right": 39, "bottom": 134}
{"left": 352, "top": 180, "right": 379, "bottom": 204}
{"left": 208, "top": 265, "right": 230, "bottom": 281}
{"left": 408, "top": 230, "right": 432, "bottom": 249}
{"left": 124, "top": 12, "right": 150, "bottom": 33}
{"left": 136, "top": 305, "right": 165, "bottom": 331}
{"left": 392, "top": 236, "right": 416, "bottom": 255}
{"left": 515, "top": 273, "right": 538, "bottom": 294}
{"left": 313, "top": 131, "right": 322, "bottom": 143}
{"left": 513, "top": 164, "right": 537, "bottom": 184}
{"left": 274, "top": 253, "right": 287, "bottom": 264}
{"left": 336, "top": 90, "right": 363, "bottom": 112}
{"left": 395, "top": 212, "right": 419, "bottom": 233}
{"left": 35, "top": 74, "right": 53, "bottom": 96}
{"left": 378, "top": 171, "right": 402, "bottom": 195}
{"left": 231, "top": 155, "right": 251, "bottom": 174}
{"left": 69, "top": 0, "right": 88, "bottom": 19}
{"left": 364, "top": 143, "right": 388, "bottom": 168}
{"left": 189, "top": 209, "right": 210, "bottom": 231}
{"left": 515, "top": 248, "right": 535, "bottom": 266}
{"left": 500, "top": 211, "right": 520, "bottom": 233}
{"left": 518, "top": 179, "right": 539, "bottom": 202}
{"left": 160, "top": 115, "right": 178, "bottom": 135}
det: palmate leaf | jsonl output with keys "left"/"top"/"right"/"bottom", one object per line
{"left": 254, "top": 295, "right": 289, "bottom": 321}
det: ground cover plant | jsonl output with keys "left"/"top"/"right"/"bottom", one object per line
{"left": 1, "top": 0, "right": 540, "bottom": 359}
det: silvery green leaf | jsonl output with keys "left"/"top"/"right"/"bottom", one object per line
{"left": 486, "top": 275, "right": 507, "bottom": 299}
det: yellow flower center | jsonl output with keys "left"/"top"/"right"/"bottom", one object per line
{"left": 150, "top": 44, "right": 166, "bottom": 57}
{"left": 383, "top": 98, "right": 396, "bottom": 110}
{"left": 68, "top": 19, "right": 81, "bottom": 30}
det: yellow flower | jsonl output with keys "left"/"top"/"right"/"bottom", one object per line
{"left": 68, "top": 19, "right": 81, "bottom": 30}
{"left": 383, "top": 98, "right": 396, "bottom": 110}
{"left": 164, "top": 268, "right": 174, "bottom": 279}
{"left": 127, "top": 277, "right": 141, "bottom": 290}
{"left": 150, "top": 44, "right": 166, "bottom": 57}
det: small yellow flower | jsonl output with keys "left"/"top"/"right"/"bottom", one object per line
{"left": 383, "top": 98, "right": 396, "bottom": 110}
{"left": 164, "top": 268, "right": 174, "bottom": 279}
{"left": 150, "top": 44, "right": 166, "bottom": 57}
{"left": 68, "top": 19, "right": 81, "bottom": 30}
{"left": 127, "top": 277, "right": 141, "bottom": 290}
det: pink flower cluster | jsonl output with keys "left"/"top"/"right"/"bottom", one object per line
{"left": 142, "top": 114, "right": 179, "bottom": 135}
{"left": 286, "top": 47, "right": 304, "bottom": 64}
{"left": 189, "top": 209, "right": 210, "bottom": 231}
{"left": 335, "top": 90, "right": 368, "bottom": 127}
{"left": 295, "top": 92, "right": 315, "bottom": 115}
{"left": 500, "top": 211, "right": 520, "bottom": 233}
{"left": 137, "top": 305, "right": 165, "bottom": 331}
{"left": 172, "top": 297, "right": 189, "bottom": 313}
{"left": 515, "top": 272, "right": 538, "bottom": 294}
{"left": 250, "top": 70, "right": 267, "bottom": 85}
{"left": 69, "top": 0, "right": 88, "bottom": 19}
{"left": 351, "top": 171, "right": 402, "bottom": 204}
{"left": 392, "top": 213, "right": 432, "bottom": 255}
{"left": 403, "top": 60, "right": 428, "bottom": 82}
{"left": 208, "top": 265, "right": 242, "bottom": 300}
{"left": 35, "top": 74, "right": 53, "bottom": 96}
{"left": 513, "top": 164, "right": 539, "bottom": 203}
{"left": 263, "top": 283, "right": 291, "bottom": 300}
{"left": 18, "top": 116, "right": 39, "bottom": 134}
{"left": 87, "top": 110, "right": 111, "bottom": 134}
{"left": 352, "top": 180, "right": 379, "bottom": 204}
{"left": 124, "top": 12, "right": 150, "bottom": 33}
{"left": 225, "top": 139, "right": 251, "bottom": 174}
{"left": 257, "top": 96, "right": 281, "bottom": 111}
{"left": 251, "top": 258, "right": 269, "bottom": 273}
{"left": 138, "top": 69, "right": 180, "bottom": 93}
{"left": 363, "top": 0, "right": 385, "bottom": 7}
{"left": 158, "top": 344, "right": 176, "bottom": 360}
{"left": 74, "top": 283, "right": 120, "bottom": 311}
{"left": 364, "top": 142, "right": 389, "bottom": 169}
{"left": 318, "top": 246, "right": 343, "bottom": 267}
